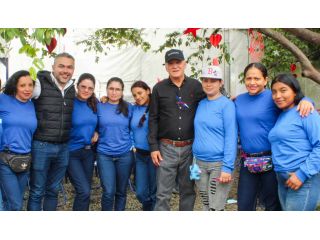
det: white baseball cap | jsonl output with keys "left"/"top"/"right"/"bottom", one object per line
{"left": 200, "top": 66, "right": 223, "bottom": 80}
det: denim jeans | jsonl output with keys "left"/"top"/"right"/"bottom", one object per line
{"left": 0, "top": 185, "right": 3, "bottom": 211}
{"left": 276, "top": 172, "right": 320, "bottom": 211}
{"left": 67, "top": 148, "right": 95, "bottom": 211}
{"left": 195, "top": 160, "right": 232, "bottom": 211}
{"left": 237, "top": 159, "right": 281, "bottom": 211}
{"left": 97, "top": 151, "right": 133, "bottom": 211}
{"left": 134, "top": 151, "right": 157, "bottom": 211}
{"left": 0, "top": 159, "right": 29, "bottom": 210}
{"left": 27, "top": 140, "right": 69, "bottom": 211}
{"left": 154, "top": 142, "right": 195, "bottom": 211}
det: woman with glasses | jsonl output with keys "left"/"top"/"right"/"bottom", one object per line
{"left": 96, "top": 77, "right": 133, "bottom": 211}
{"left": 67, "top": 73, "right": 98, "bottom": 211}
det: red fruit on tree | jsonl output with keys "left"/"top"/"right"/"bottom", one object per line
{"left": 46, "top": 37, "right": 57, "bottom": 54}
{"left": 210, "top": 34, "right": 222, "bottom": 47}
{"left": 290, "top": 63, "right": 297, "bottom": 72}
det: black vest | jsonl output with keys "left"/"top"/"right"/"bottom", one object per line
{"left": 33, "top": 71, "right": 75, "bottom": 143}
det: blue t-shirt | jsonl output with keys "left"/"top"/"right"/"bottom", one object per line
{"left": 0, "top": 94, "right": 37, "bottom": 153}
{"left": 192, "top": 96, "right": 238, "bottom": 173}
{"left": 234, "top": 89, "right": 281, "bottom": 153}
{"left": 130, "top": 105, "right": 149, "bottom": 151}
{"left": 268, "top": 106, "right": 320, "bottom": 183}
{"left": 69, "top": 98, "right": 98, "bottom": 151}
{"left": 97, "top": 102, "right": 133, "bottom": 155}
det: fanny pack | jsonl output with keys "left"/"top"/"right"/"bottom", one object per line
{"left": 0, "top": 151, "right": 31, "bottom": 173}
{"left": 242, "top": 151, "right": 273, "bottom": 174}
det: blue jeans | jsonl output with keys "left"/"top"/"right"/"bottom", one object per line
{"left": 0, "top": 159, "right": 29, "bottom": 210}
{"left": 276, "top": 172, "right": 320, "bottom": 211}
{"left": 27, "top": 140, "right": 69, "bottom": 211}
{"left": 67, "top": 148, "right": 95, "bottom": 211}
{"left": 97, "top": 151, "right": 133, "bottom": 211}
{"left": 0, "top": 185, "right": 3, "bottom": 210}
{"left": 134, "top": 151, "right": 157, "bottom": 211}
{"left": 0, "top": 183, "right": 3, "bottom": 210}
{"left": 237, "top": 159, "right": 281, "bottom": 211}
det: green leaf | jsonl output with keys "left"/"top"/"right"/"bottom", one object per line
{"left": 29, "top": 66, "right": 37, "bottom": 80}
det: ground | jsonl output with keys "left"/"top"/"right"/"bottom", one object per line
{"left": 54, "top": 166, "right": 241, "bottom": 211}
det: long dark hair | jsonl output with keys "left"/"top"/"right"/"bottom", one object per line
{"left": 107, "top": 77, "right": 128, "bottom": 117}
{"left": 271, "top": 73, "right": 304, "bottom": 105}
{"left": 77, "top": 73, "right": 98, "bottom": 113}
{"left": 131, "top": 80, "right": 151, "bottom": 127}
{"left": 3, "top": 70, "right": 34, "bottom": 96}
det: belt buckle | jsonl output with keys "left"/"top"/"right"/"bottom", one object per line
{"left": 84, "top": 145, "right": 91, "bottom": 150}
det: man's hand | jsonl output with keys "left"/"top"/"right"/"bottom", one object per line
{"left": 297, "top": 99, "right": 314, "bottom": 117}
{"left": 151, "top": 151, "right": 163, "bottom": 167}
{"left": 286, "top": 172, "right": 303, "bottom": 191}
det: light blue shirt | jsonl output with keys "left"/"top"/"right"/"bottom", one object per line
{"left": 268, "top": 106, "right": 320, "bottom": 183}
{"left": 130, "top": 105, "right": 149, "bottom": 151}
{"left": 192, "top": 96, "right": 238, "bottom": 173}
{"left": 97, "top": 102, "right": 133, "bottom": 155}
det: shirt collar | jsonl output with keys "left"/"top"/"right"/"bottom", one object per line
{"left": 168, "top": 75, "right": 188, "bottom": 86}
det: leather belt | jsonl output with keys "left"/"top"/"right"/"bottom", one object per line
{"left": 160, "top": 138, "right": 193, "bottom": 147}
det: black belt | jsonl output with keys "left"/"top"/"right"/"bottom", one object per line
{"left": 2, "top": 149, "right": 30, "bottom": 156}
{"left": 135, "top": 148, "right": 150, "bottom": 156}
{"left": 243, "top": 150, "right": 272, "bottom": 158}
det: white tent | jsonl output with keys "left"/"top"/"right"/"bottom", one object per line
{"left": 1, "top": 28, "right": 251, "bottom": 101}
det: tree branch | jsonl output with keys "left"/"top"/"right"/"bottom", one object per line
{"left": 283, "top": 28, "right": 320, "bottom": 45}
{"left": 257, "top": 28, "right": 320, "bottom": 85}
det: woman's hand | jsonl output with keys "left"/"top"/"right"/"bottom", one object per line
{"left": 297, "top": 99, "right": 314, "bottom": 117}
{"left": 91, "top": 131, "right": 99, "bottom": 144}
{"left": 286, "top": 172, "right": 303, "bottom": 190}
{"left": 100, "top": 96, "right": 108, "bottom": 103}
{"left": 218, "top": 172, "right": 232, "bottom": 184}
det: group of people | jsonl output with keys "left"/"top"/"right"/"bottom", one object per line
{"left": 0, "top": 49, "right": 319, "bottom": 211}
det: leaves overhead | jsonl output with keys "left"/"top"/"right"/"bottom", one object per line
{"left": 0, "top": 28, "right": 66, "bottom": 79}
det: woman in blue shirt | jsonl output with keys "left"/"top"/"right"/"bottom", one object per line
{"left": 0, "top": 70, "right": 37, "bottom": 210}
{"left": 67, "top": 73, "right": 98, "bottom": 211}
{"left": 130, "top": 81, "right": 156, "bottom": 211}
{"left": 268, "top": 74, "right": 320, "bottom": 210}
{"left": 97, "top": 77, "right": 133, "bottom": 211}
{"left": 193, "top": 66, "right": 238, "bottom": 211}
{"left": 235, "top": 63, "right": 313, "bottom": 211}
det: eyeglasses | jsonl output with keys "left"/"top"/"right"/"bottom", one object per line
{"left": 79, "top": 85, "right": 94, "bottom": 92}
{"left": 107, "top": 87, "right": 122, "bottom": 92}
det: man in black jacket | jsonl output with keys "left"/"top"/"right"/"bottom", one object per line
{"left": 148, "top": 49, "right": 205, "bottom": 210}
{"left": 28, "top": 52, "right": 76, "bottom": 211}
